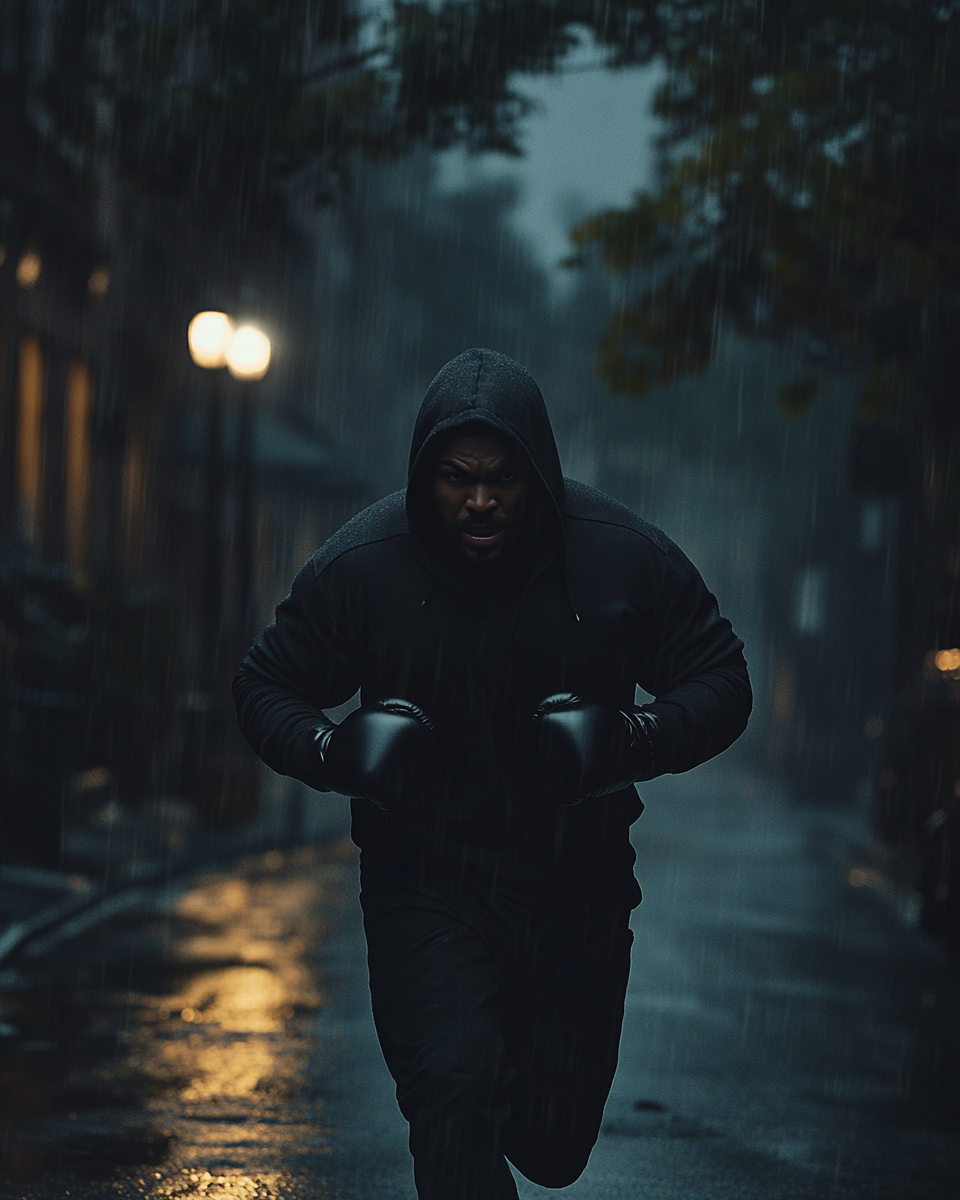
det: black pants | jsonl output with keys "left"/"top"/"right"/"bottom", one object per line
{"left": 360, "top": 859, "right": 635, "bottom": 1200}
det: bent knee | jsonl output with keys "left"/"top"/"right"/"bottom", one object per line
{"left": 507, "top": 1140, "right": 594, "bottom": 1188}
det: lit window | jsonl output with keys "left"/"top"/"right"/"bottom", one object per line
{"left": 17, "top": 335, "right": 44, "bottom": 546}
{"left": 66, "top": 361, "right": 92, "bottom": 572}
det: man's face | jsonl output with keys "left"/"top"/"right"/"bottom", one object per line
{"left": 433, "top": 426, "right": 530, "bottom": 566}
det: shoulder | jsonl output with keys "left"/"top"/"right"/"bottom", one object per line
{"left": 562, "top": 480, "right": 718, "bottom": 622}
{"left": 310, "top": 491, "right": 409, "bottom": 578}
{"left": 563, "top": 478, "right": 671, "bottom": 558}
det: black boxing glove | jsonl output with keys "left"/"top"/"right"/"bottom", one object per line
{"left": 531, "top": 692, "right": 658, "bottom": 806}
{"left": 312, "top": 699, "right": 436, "bottom": 814}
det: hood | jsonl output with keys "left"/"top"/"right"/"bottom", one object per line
{"left": 405, "top": 348, "right": 566, "bottom": 550}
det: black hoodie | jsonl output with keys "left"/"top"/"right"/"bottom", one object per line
{"left": 233, "top": 348, "right": 751, "bottom": 888}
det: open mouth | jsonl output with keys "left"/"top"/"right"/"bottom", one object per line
{"left": 460, "top": 527, "right": 506, "bottom": 549}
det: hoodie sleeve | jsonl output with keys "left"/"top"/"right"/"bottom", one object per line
{"left": 232, "top": 557, "right": 363, "bottom": 789}
{"left": 635, "top": 540, "right": 752, "bottom": 775}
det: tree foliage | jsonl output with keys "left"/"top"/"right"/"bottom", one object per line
{"left": 14, "top": 2, "right": 658, "bottom": 217}
{"left": 385, "top": 1, "right": 648, "bottom": 153}
{"left": 566, "top": 1, "right": 960, "bottom": 427}
{"left": 18, "top": 0, "right": 960, "bottom": 428}
{"left": 30, "top": 0, "right": 382, "bottom": 219}
{"left": 21, "top": 1, "right": 631, "bottom": 219}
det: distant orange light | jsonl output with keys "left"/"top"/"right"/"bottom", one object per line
{"left": 88, "top": 267, "right": 110, "bottom": 295}
{"left": 935, "top": 648, "right": 960, "bottom": 673}
{"left": 16, "top": 251, "right": 42, "bottom": 288}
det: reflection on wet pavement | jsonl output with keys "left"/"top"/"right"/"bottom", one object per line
{"left": 3, "top": 771, "right": 960, "bottom": 1200}
{"left": 0, "top": 841, "right": 357, "bottom": 1198}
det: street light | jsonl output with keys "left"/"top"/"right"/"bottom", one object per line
{"left": 226, "top": 326, "right": 271, "bottom": 644}
{"left": 187, "top": 310, "right": 233, "bottom": 368}
{"left": 189, "top": 312, "right": 272, "bottom": 378}
{"left": 187, "top": 311, "right": 271, "bottom": 681}
{"left": 187, "top": 310, "right": 272, "bottom": 826}
{"left": 226, "top": 325, "right": 271, "bottom": 380}
{"left": 188, "top": 312, "right": 232, "bottom": 701}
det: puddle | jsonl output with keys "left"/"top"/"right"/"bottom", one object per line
{"left": 0, "top": 842, "right": 357, "bottom": 1197}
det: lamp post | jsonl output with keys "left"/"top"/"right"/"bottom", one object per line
{"left": 187, "top": 312, "right": 271, "bottom": 827}
{"left": 224, "top": 324, "right": 271, "bottom": 647}
{"left": 187, "top": 312, "right": 232, "bottom": 696}
{"left": 187, "top": 312, "right": 271, "bottom": 685}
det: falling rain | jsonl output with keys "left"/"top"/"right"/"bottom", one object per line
{"left": 1, "top": 3, "right": 958, "bottom": 1198}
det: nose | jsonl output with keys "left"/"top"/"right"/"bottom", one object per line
{"left": 466, "top": 485, "right": 498, "bottom": 514}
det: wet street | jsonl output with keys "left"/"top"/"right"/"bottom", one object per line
{"left": 2, "top": 765, "right": 959, "bottom": 1200}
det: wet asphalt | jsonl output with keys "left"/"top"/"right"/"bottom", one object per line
{"left": 1, "top": 763, "right": 958, "bottom": 1199}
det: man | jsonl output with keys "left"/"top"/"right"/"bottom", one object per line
{"left": 234, "top": 347, "right": 751, "bottom": 1199}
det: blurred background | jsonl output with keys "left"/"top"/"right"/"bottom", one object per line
{"left": 0, "top": 3, "right": 958, "bottom": 1195}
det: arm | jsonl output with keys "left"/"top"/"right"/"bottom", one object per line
{"left": 233, "top": 557, "right": 361, "bottom": 790}
{"left": 636, "top": 539, "right": 752, "bottom": 776}
{"left": 532, "top": 536, "right": 750, "bottom": 805}
{"left": 234, "top": 557, "right": 436, "bottom": 810}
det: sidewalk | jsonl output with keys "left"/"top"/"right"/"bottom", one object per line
{"left": 0, "top": 774, "right": 337, "bottom": 965}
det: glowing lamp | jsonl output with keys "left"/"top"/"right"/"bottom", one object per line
{"left": 188, "top": 311, "right": 234, "bottom": 369}
{"left": 226, "top": 325, "right": 271, "bottom": 380}
{"left": 935, "top": 648, "right": 960, "bottom": 673}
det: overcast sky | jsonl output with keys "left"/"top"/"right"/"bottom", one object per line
{"left": 437, "top": 48, "right": 666, "bottom": 288}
